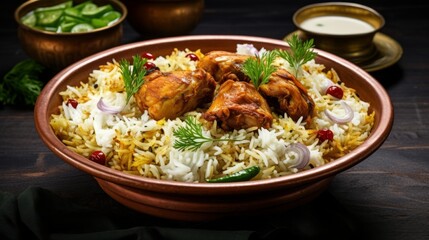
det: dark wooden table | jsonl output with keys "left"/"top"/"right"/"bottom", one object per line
{"left": 1, "top": 1, "right": 428, "bottom": 239}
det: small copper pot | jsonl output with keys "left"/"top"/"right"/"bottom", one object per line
{"left": 15, "top": 0, "right": 128, "bottom": 70}
{"left": 293, "top": 2, "right": 385, "bottom": 64}
{"left": 122, "top": 0, "right": 204, "bottom": 38}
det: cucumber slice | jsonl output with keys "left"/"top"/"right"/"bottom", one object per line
{"left": 21, "top": 11, "right": 37, "bottom": 27}
{"left": 64, "top": 8, "right": 91, "bottom": 24}
{"left": 101, "top": 10, "right": 121, "bottom": 22}
{"left": 35, "top": 9, "right": 64, "bottom": 27}
{"left": 64, "top": 7, "right": 81, "bottom": 18}
{"left": 80, "top": 3, "right": 98, "bottom": 16}
{"left": 71, "top": 23, "right": 94, "bottom": 33}
{"left": 73, "top": 0, "right": 94, "bottom": 11}
{"left": 91, "top": 18, "right": 109, "bottom": 28}
{"left": 63, "top": 15, "right": 87, "bottom": 24}
{"left": 34, "top": 1, "right": 73, "bottom": 13}
{"left": 31, "top": 25, "right": 57, "bottom": 32}
{"left": 59, "top": 21, "right": 77, "bottom": 32}
{"left": 41, "top": 26, "right": 58, "bottom": 32}
{"left": 81, "top": 4, "right": 113, "bottom": 18}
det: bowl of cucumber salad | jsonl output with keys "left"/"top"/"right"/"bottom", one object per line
{"left": 15, "top": 0, "right": 127, "bottom": 70}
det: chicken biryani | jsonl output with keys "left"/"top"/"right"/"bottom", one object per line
{"left": 50, "top": 38, "right": 375, "bottom": 183}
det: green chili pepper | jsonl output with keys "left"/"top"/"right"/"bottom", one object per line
{"left": 206, "top": 166, "right": 260, "bottom": 183}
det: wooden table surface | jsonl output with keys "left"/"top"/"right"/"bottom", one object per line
{"left": 1, "top": 1, "right": 428, "bottom": 239}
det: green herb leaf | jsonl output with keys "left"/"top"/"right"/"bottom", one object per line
{"left": 173, "top": 116, "right": 237, "bottom": 151}
{"left": 241, "top": 51, "right": 277, "bottom": 89}
{"left": 173, "top": 116, "right": 213, "bottom": 151}
{"left": 276, "top": 34, "right": 317, "bottom": 77}
{"left": 0, "top": 59, "right": 45, "bottom": 106}
{"left": 119, "top": 54, "right": 147, "bottom": 104}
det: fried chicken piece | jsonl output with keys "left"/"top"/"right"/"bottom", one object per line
{"left": 197, "top": 51, "right": 252, "bottom": 83}
{"left": 259, "top": 69, "right": 315, "bottom": 123}
{"left": 135, "top": 69, "right": 216, "bottom": 120}
{"left": 203, "top": 80, "right": 273, "bottom": 130}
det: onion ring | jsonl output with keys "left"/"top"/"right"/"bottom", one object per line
{"left": 286, "top": 142, "right": 310, "bottom": 169}
{"left": 324, "top": 101, "right": 354, "bottom": 124}
{"left": 97, "top": 97, "right": 122, "bottom": 114}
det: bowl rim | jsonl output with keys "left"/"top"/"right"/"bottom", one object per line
{"left": 14, "top": 0, "right": 128, "bottom": 35}
{"left": 34, "top": 35, "right": 394, "bottom": 195}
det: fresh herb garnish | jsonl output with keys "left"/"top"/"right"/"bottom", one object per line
{"left": 0, "top": 59, "right": 45, "bottom": 106}
{"left": 241, "top": 50, "right": 277, "bottom": 89}
{"left": 173, "top": 116, "right": 236, "bottom": 151}
{"left": 119, "top": 54, "right": 147, "bottom": 104}
{"left": 276, "top": 34, "right": 317, "bottom": 77}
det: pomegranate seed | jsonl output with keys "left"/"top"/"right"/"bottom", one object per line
{"left": 66, "top": 99, "right": 78, "bottom": 109}
{"left": 144, "top": 62, "right": 158, "bottom": 71}
{"left": 326, "top": 85, "right": 344, "bottom": 99}
{"left": 317, "top": 129, "right": 334, "bottom": 142}
{"left": 186, "top": 53, "right": 199, "bottom": 61}
{"left": 89, "top": 150, "right": 106, "bottom": 165}
{"left": 141, "top": 52, "right": 155, "bottom": 60}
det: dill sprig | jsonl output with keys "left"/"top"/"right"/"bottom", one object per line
{"left": 173, "top": 116, "right": 235, "bottom": 151}
{"left": 276, "top": 34, "right": 317, "bottom": 77}
{"left": 241, "top": 50, "right": 277, "bottom": 89}
{"left": 119, "top": 54, "right": 147, "bottom": 104}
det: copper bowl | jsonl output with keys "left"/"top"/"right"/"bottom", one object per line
{"left": 34, "top": 35, "right": 393, "bottom": 221}
{"left": 122, "top": 0, "right": 204, "bottom": 38}
{"left": 15, "top": 0, "right": 127, "bottom": 70}
{"left": 293, "top": 2, "right": 385, "bottom": 65}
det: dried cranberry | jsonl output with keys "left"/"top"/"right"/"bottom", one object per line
{"left": 317, "top": 129, "right": 334, "bottom": 142}
{"left": 185, "top": 53, "right": 199, "bottom": 61}
{"left": 67, "top": 99, "right": 78, "bottom": 109}
{"left": 326, "top": 85, "right": 344, "bottom": 99}
{"left": 89, "top": 150, "right": 106, "bottom": 165}
{"left": 141, "top": 52, "right": 155, "bottom": 60}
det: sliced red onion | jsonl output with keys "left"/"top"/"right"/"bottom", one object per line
{"left": 286, "top": 142, "right": 310, "bottom": 169}
{"left": 97, "top": 97, "right": 122, "bottom": 114}
{"left": 324, "top": 101, "right": 354, "bottom": 124}
{"left": 247, "top": 45, "right": 260, "bottom": 57}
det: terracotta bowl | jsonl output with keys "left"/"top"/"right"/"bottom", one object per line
{"left": 34, "top": 35, "right": 393, "bottom": 221}
{"left": 15, "top": 0, "right": 127, "bottom": 70}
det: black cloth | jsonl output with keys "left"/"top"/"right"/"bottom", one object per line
{"left": 0, "top": 187, "right": 363, "bottom": 240}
